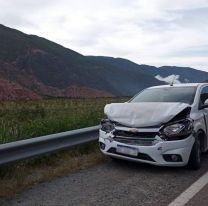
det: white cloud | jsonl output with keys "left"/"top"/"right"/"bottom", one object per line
{"left": 155, "top": 74, "right": 181, "bottom": 84}
{"left": 0, "top": 0, "right": 208, "bottom": 70}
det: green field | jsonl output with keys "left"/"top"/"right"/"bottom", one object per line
{"left": 0, "top": 97, "right": 128, "bottom": 144}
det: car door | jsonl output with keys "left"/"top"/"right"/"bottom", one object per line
{"left": 199, "top": 86, "right": 208, "bottom": 150}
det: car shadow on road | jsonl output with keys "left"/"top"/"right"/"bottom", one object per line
{"left": 107, "top": 153, "right": 208, "bottom": 175}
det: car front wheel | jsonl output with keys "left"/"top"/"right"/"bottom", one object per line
{"left": 188, "top": 133, "right": 201, "bottom": 170}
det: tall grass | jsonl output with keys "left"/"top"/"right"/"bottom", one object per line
{"left": 0, "top": 97, "right": 128, "bottom": 144}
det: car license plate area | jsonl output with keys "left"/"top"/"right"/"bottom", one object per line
{"left": 116, "top": 145, "right": 138, "bottom": 156}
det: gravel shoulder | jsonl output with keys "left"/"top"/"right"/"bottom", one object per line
{"left": 2, "top": 154, "right": 208, "bottom": 206}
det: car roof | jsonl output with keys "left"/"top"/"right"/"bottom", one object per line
{"left": 148, "top": 83, "right": 208, "bottom": 89}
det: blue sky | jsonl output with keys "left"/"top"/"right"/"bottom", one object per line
{"left": 0, "top": 0, "right": 207, "bottom": 71}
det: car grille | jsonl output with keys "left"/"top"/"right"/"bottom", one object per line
{"left": 113, "top": 130, "right": 158, "bottom": 146}
{"left": 113, "top": 130, "right": 157, "bottom": 138}
{"left": 113, "top": 137, "right": 156, "bottom": 146}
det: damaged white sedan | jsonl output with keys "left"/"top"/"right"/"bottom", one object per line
{"left": 99, "top": 83, "right": 208, "bottom": 169}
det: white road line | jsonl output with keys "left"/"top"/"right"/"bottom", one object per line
{"left": 168, "top": 171, "right": 208, "bottom": 206}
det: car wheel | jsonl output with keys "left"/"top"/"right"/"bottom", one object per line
{"left": 188, "top": 133, "right": 201, "bottom": 170}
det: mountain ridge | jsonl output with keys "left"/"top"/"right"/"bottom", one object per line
{"left": 0, "top": 24, "right": 207, "bottom": 101}
{"left": 88, "top": 56, "right": 208, "bottom": 83}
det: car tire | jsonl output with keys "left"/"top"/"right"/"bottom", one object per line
{"left": 188, "top": 132, "right": 201, "bottom": 170}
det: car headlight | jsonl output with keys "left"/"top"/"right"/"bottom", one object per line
{"left": 161, "top": 119, "right": 193, "bottom": 139}
{"left": 100, "top": 119, "right": 115, "bottom": 133}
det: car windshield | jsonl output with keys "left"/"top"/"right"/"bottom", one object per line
{"left": 130, "top": 86, "right": 196, "bottom": 105}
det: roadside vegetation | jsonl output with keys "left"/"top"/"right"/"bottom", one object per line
{"left": 0, "top": 97, "right": 128, "bottom": 198}
{"left": 0, "top": 141, "right": 108, "bottom": 198}
{"left": 0, "top": 97, "right": 128, "bottom": 144}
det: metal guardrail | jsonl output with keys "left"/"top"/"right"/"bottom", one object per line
{"left": 0, "top": 125, "right": 100, "bottom": 166}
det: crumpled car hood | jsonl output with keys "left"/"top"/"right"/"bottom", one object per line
{"left": 104, "top": 102, "right": 190, "bottom": 127}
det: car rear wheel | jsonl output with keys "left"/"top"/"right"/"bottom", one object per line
{"left": 188, "top": 132, "right": 201, "bottom": 170}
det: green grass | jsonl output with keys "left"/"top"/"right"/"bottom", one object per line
{"left": 0, "top": 97, "right": 128, "bottom": 144}
{"left": 0, "top": 97, "right": 131, "bottom": 198}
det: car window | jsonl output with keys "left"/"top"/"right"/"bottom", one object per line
{"left": 200, "top": 86, "right": 208, "bottom": 105}
{"left": 130, "top": 87, "right": 196, "bottom": 105}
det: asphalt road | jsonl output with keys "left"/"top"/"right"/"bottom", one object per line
{"left": 185, "top": 182, "right": 208, "bottom": 206}
{"left": 2, "top": 154, "right": 208, "bottom": 206}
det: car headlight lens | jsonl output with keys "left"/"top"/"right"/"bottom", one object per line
{"left": 162, "top": 119, "right": 193, "bottom": 138}
{"left": 100, "top": 119, "right": 115, "bottom": 133}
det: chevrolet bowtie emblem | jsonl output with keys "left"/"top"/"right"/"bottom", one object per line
{"left": 129, "top": 128, "right": 139, "bottom": 133}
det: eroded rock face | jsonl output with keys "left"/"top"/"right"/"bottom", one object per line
{"left": 0, "top": 77, "right": 114, "bottom": 101}
{"left": 0, "top": 57, "right": 114, "bottom": 101}
{"left": 0, "top": 78, "right": 41, "bottom": 101}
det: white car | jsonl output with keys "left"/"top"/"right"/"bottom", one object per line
{"left": 99, "top": 83, "right": 208, "bottom": 169}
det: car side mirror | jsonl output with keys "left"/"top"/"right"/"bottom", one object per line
{"left": 199, "top": 99, "right": 208, "bottom": 109}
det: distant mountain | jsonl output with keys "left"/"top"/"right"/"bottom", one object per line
{"left": 89, "top": 56, "right": 208, "bottom": 84}
{"left": 0, "top": 24, "right": 163, "bottom": 100}
{"left": 0, "top": 24, "right": 207, "bottom": 101}
{"left": 142, "top": 65, "right": 208, "bottom": 83}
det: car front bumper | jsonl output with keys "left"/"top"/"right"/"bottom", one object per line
{"left": 99, "top": 129, "right": 195, "bottom": 167}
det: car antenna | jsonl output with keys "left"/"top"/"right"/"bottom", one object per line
{"left": 170, "top": 75, "right": 176, "bottom": 86}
